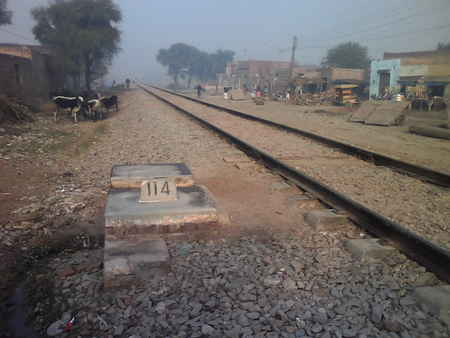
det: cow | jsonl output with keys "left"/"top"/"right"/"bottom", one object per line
{"left": 49, "top": 89, "right": 98, "bottom": 103}
{"left": 87, "top": 99, "right": 106, "bottom": 120}
{"left": 49, "top": 89, "right": 65, "bottom": 100}
{"left": 53, "top": 96, "right": 84, "bottom": 123}
{"left": 50, "top": 89, "right": 100, "bottom": 119}
{"left": 101, "top": 95, "right": 118, "bottom": 114}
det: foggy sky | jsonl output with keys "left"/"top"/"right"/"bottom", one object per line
{"left": 1, "top": 0, "right": 449, "bottom": 87}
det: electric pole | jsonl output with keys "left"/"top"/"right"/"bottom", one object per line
{"left": 290, "top": 36, "right": 298, "bottom": 79}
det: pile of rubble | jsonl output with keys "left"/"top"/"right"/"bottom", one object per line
{"left": 292, "top": 90, "right": 334, "bottom": 106}
{"left": 0, "top": 95, "right": 35, "bottom": 123}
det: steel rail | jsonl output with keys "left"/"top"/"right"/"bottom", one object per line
{"left": 140, "top": 84, "right": 450, "bottom": 282}
{"left": 150, "top": 85, "right": 450, "bottom": 188}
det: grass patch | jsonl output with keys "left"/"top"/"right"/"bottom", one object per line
{"left": 43, "top": 131, "right": 79, "bottom": 154}
{"left": 76, "top": 122, "right": 109, "bottom": 152}
{"left": 41, "top": 122, "right": 109, "bottom": 156}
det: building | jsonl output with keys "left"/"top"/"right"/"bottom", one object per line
{"left": 0, "top": 43, "right": 63, "bottom": 100}
{"left": 221, "top": 60, "right": 292, "bottom": 91}
{"left": 369, "top": 49, "right": 450, "bottom": 103}
{"left": 221, "top": 60, "right": 365, "bottom": 95}
{"left": 288, "top": 66, "right": 365, "bottom": 94}
{"left": 319, "top": 66, "right": 365, "bottom": 92}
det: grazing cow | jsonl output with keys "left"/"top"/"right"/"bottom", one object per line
{"left": 49, "top": 89, "right": 98, "bottom": 102}
{"left": 87, "top": 99, "right": 106, "bottom": 120}
{"left": 68, "top": 90, "right": 99, "bottom": 111}
{"left": 101, "top": 95, "right": 118, "bottom": 114}
{"left": 53, "top": 96, "right": 84, "bottom": 123}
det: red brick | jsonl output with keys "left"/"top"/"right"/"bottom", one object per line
{"left": 76, "top": 262, "right": 90, "bottom": 273}
{"left": 86, "top": 261, "right": 103, "bottom": 272}
{"left": 57, "top": 266, "right": 75, "bottom": 278}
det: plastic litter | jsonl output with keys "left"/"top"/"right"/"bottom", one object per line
{"left": 64, "top": 317, "right": 75, "bottom": 331}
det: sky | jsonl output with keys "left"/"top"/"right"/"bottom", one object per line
{"left": 1, "top": 0, "right": 450, "bottom": 87}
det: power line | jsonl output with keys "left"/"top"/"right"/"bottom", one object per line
{"left": 236, "top": 0, "right": 372, "bottom": 61}
{"left": 0, "top": 27, "right": 37, "bottom": 43}
{"left": 236, "top": 1, "right": 449, "bottom": 63}
{"left": 378, "top": 25, "right": 450, "bottom": 50}
{"left": 300, "top": 23, "right": 450, "bottom": 50}
{"left": 296, "top": 0, "right": 415, "bottom": 44}
{"left": 246, "top": 1, "right": 448, "bottom": 63}
{"left": 300, "top": 1, "right": 446, "bottom": 47}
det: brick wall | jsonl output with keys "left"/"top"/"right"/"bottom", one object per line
{"left": 0, "top": 53, "right": 32, "bottom": 98}
{"left": 0, "top": 50, "right": 63, "bottom": 100}
{"left": 320, "top": 67, "right": 364, "bottom": 91}
{"left": 384, "top": 50, "right": 450, "bottom": 66}
{"left": 0, "top": 44, "right": 33, "bottom": 59}
{"left": 321, "top": 67, "right": 365, "bottom": 82}
{"left": 248, "top": 61, "right": 291, "bottom": 78}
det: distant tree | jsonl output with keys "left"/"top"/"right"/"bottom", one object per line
{"left": 31, "top": 0, "right": 122, "bottom": 90}
{"left": 208, "top": 48, "right": 235, "bottom": 78}
{"left": 0, "top": 0, "right": 12, "bottom": 25}
{"left": 157, "top": 44, "right": 235, "bottom": 86}
{"left": 437, "top": 42, "right": 450, "bottom": 50}
{"left": 157, "top": 43, "right": 200, "bottom": 85}
{"left": 322, "top": 41, "right": 371, "bottom": 70}
{"left": 187, "top": 51, "right": 210, "bottom": 87}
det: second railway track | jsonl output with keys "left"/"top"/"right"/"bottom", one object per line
{"left": 138, "top": 83, "right": 450, "bottom": 282}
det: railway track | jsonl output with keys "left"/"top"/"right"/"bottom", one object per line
{"left": 156, "top": 86, "right": 450, "bottom": 187}
{"left": 137, "top": 83, "right": 450, "bottom": 282}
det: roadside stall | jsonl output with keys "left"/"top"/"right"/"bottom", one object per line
{"left": 333, "top": 84, "right": 358, "bottom": 106}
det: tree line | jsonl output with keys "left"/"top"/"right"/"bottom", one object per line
{"left": 156, "top": 43, "right": 234, "bottom": 88}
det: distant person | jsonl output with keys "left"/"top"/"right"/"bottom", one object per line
{"left": 112, "top": 79, "right": 116, "bottom": 87}
{"left": 195, "top": 84, "right": 203, "bottom": 98}
{"left": 125, "top": 78, "right": 131, "bottom": 89}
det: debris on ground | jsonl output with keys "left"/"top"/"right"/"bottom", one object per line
{"left": 0, "top": 94, "right": 35, "bottom": 123}
{"left": 291, "top": 90, "right": 334, "bottom": 106}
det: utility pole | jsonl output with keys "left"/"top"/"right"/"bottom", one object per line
{"left": 290, "top": 36, "right": 298, "bottom": 80}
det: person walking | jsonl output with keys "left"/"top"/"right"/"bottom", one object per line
{"left": 125, "top": 78, "right": 131, "bottom": 89}
{"left": 195, "top": 84, "right": 203, "bottom": 98}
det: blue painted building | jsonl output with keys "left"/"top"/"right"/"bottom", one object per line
{"left": 369, "top": 59, "right": 401, "bottom": 99}
{"left": 370, "top": 50, "right": 450, "bottom": 104}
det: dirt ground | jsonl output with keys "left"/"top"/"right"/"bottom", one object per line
{"left": 1, "top": 86, "right": 449, "bottom": 336}
{"left": 1, "top": 87, "right": 449, "bottom": 234}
